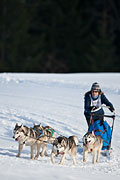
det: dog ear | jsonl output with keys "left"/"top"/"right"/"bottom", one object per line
{"left": 21, "top": 124, "right": 24, "bottom": 128}
{"left": 40, "top": 123, "right": 42, "bottom": 129}
{"left": 61, "top": 139, "right": 66, "bottom": 146}
{"left": 92, "top": 131, "right": 95, "bottom": 136}
{"left": 53, "top": 138, "right": 58, "bottom": 145}
{"left": 15, "top": 123, "right": 18, "bottom": 127}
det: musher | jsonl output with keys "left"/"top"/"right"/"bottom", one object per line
{"left": 84, "top": 82, "right": 115, "bottom": 127}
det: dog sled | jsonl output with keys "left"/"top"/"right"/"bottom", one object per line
{"left": 88, "top": 113, "right": 115, "bottom": 155}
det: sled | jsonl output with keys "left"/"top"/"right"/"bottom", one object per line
{"left": 88, "top": 114, "right": 115, "bottom": 151}
{"left": 101, "top": 148, "right": 113, "bottom": 157}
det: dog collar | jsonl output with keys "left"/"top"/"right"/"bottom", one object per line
{"left": 90, "top": 142, "right": 96, "bottom": 152}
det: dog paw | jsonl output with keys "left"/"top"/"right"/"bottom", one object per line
{"left": 59, "top": 162, "right": 64, "bottom": 165}
{"left": 16, "top": 154, "right": 20, "bottom": 157}
{"left": 51, "top": 158, "right": 54, "bottom": 163}
{"left": 40, "top": 152, "right": 45, "bottom": 157}
{"left": 34, "top": 156, "right": 38, "bottom": 160}
{"left": 45, "top": 153, "right": 49, "bottom": 157}
{"left": 40, "top": 153, "right": 44, "bottom": 157}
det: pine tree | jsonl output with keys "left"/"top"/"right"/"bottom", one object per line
{"left": 85, "top": 3, "right": 118, "bottom": 72}
{"left": 0, "top": 0, "right": 29, "bottom": 72}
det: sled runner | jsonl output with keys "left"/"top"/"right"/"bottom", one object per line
{"left": 88, "top": 113, "right": 115, "bottom": 151}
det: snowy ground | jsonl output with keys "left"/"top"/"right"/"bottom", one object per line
{"left": 0, "top": 73, "right": 120, "bottom": 180}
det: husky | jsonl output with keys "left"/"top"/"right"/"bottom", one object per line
{"left": 32, "top": 123, "right": 56, "bottom": 159}
{"left": 83, "top": 131, "right": 103, "bottom": 164}
{"left": 33, "top": 123, "right": 56, "bottom": 144}
{"left": 13, "top": 123, "right": 49, "bottom": 159}
{"left": 51, "top": 135, "right": 78, "bottom": 166}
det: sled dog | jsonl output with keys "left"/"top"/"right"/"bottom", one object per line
{"left": 13, "top": 123, "right": 52, "bottom": 159}
{"left": 83, "top": 131, "right": 103, "bottom": 164}
{"left": 51, "top": 135, "right": 78, "bottom": 165}
{"left": 33, "top": 123, "right": 56, "bottom": 144}
{"left": 32, "top": 123, "right": 56, "bottom": 159}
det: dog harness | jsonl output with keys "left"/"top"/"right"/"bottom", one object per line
{"left": 90, "top": 143, "right": 95, "bottom": 152}
{"left": 33, "top": 128, "right": 44, "bottom": 139}
{"left": 47, "top": 128, "right": 55, "bottom": 136}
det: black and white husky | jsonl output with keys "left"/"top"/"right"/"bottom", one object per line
{"left": 51, "top": 135, "right": 78, "bottom": 165}
{"left": 13, "top": 123, "right": 55, "bottom": 159}
{"left": 83, "top": 131, "right": 103, "bottom": 164}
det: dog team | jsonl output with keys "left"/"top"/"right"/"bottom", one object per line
{"left": 13, "top": 82, "right": 115, "bottom": 165}
{"left": 13, "top": 122, "right": 103, "bottom": 165}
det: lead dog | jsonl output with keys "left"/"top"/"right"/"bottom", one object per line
{"left": 13, "top": 123, "right": 54, "bottom": 159}
{"left": 51, "top": 135, "right": 78, "bottom": 165}
{"left": 83, "top": 131, "right": 103, "bottom": 164}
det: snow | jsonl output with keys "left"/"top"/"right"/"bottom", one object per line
{"left": 0, "top": 73, "right": 120, "bottom": 180}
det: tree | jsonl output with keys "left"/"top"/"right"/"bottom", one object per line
{"left": 0, "top": 0, "right": 29, "bottom": 72}
{"left": 85, "top": 4, "right": 118, "bottom": 72}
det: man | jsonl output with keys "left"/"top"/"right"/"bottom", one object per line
{"left": 84, "top": 82, "right": 115, "bottom": 127}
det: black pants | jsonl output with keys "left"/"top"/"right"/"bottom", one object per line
{"left": 85, "top": 114, "right": 104, "bottom": 128}
{"left": 85, "top": 115, "right": 91, "bottom": 127}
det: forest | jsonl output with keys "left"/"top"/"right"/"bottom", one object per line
{"left": 0, "top": 0, "right": 120, "bottom": 73}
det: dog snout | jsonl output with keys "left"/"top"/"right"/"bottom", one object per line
{"left": 57, "top": 150, "right": 59, "bottom": 154}
{"left": 13, "top": 135, "right": 15, "bottom": 139}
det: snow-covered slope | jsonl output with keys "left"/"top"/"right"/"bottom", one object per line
{"left": 0, "top": 73, "right": 120, "bottom": 180}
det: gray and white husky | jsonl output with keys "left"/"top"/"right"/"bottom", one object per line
{"left": 32, "top": 123, "right": 56, "bottom": 159}
{"left": 83, "top": 131, "right": 103, "bottom": 164}
{"left": 51, "top": 135, "right": 78, "bottom": 166}
{"left": 33, "top": 123, "right": 56, "bottom": 144}
{"left": 13, "top": 123, "right": 55, "bottom": 159}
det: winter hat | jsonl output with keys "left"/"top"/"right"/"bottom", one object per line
{"left": 91, "top": 82, "right": 101, "bottom": 91}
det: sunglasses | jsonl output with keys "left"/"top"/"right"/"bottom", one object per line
{"left": 92, "top": 90, "right": 98, "bottom": 93}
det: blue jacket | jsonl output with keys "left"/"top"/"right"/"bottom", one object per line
{"left": 84, "top": 91, "right": 114, "bottom": 119}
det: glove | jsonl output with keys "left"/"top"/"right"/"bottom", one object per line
{"left": 109, "top": 106, "right": 115, "bottom": 112}
{"left": 90, "top": 106, "right": 97, "bottom": 111}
